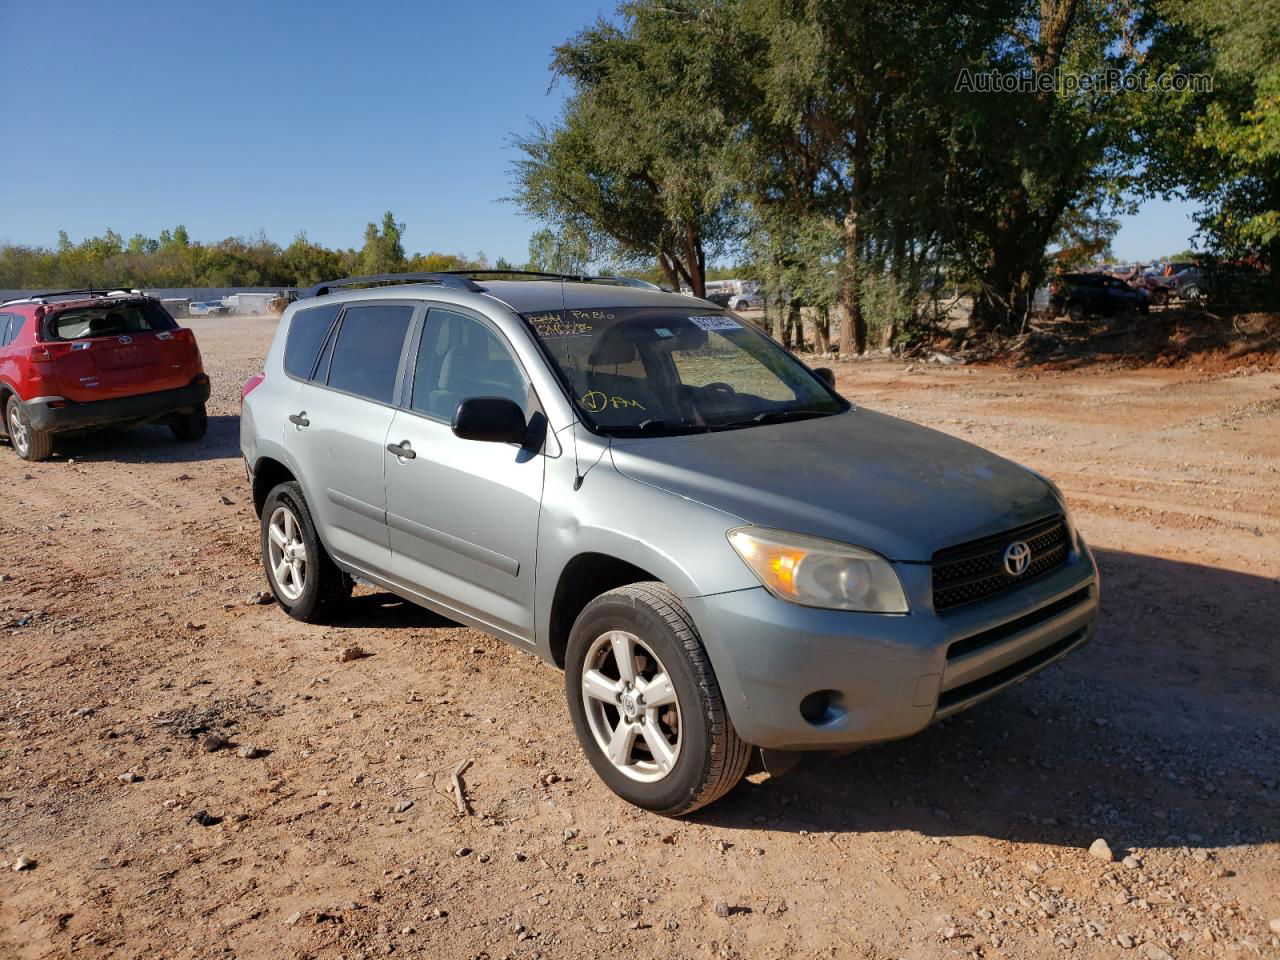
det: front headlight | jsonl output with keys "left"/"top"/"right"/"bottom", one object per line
{"left": 727, "top": 527, "right": 909, "bottom": 613}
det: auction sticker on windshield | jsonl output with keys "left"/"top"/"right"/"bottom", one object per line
{"left": 690, "top": 315, "right": 741, "bottom": 331}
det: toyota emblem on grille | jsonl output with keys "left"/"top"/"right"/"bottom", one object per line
{"left": 117, "top": 335, "right": 133, "bottom": 344}
{"left": 1003, "top": 540, "right": 1031, "bottom": 576}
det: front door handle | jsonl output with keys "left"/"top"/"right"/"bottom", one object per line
{"left": 386, "top": 440, "right": 416, "bottom": 460}
{"left": 288, "top": 412, "right": 310, "bottom": 427}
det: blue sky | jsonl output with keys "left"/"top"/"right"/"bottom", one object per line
{"left": 0, "top": 0, "right": 1199, "bottom": 264}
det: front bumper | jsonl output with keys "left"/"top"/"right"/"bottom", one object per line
{"left": 26, "top": 377, "right": 211, "bottom": 433}
{"left": 685, "top": 542, "right": 1098, "bottom": 751}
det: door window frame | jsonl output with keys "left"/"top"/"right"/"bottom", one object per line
{"left": 397, "top": 302, "right": 541, "bottom": 426}
{"left": 298, "top": 298, "right": 425, "bottom": 411}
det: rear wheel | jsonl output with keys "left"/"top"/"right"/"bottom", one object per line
{"left": 565, "top": 582, "right": 750, "bottom": 816}
{"left": 260, "top": 481, "right": 351, "bottom": 622}
{"left": 170, "top": 404, "right": 208, "bottom": 441}
{"left": 1067, "top": 300, "right": 1087, "bottom": 322}
{"left": 5, "top": 398, "right": 53, "bottom": 462}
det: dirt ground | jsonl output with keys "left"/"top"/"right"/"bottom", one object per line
{"left": 2, "top": 315, "right": 1277, "bottom": 960}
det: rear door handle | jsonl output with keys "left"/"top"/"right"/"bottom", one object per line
{"left": 386, "top": 441, "right": 416, "bottom": 460}
{"left": 288, "top": 412, "right": 310, "bottom": 427}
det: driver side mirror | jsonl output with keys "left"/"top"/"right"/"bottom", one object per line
{"left": 452, "top": 397, "right": 527, "bottom": 444}
{"left": 813, "top": 367, "right": 835, "bottom": 388}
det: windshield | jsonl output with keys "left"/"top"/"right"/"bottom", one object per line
{"left": 523, "top": 307, "right": 845, "bottom": 435}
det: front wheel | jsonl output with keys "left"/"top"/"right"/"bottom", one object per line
{"left": 170, "top": 404, "right": 208, "bottom": 441}
{"left": 6, "top": 397, "right": 53, "bottom": 462}
{"left": 565, "top": 582, "right": 750, "bottom": 816}
{"left": 260, "top": 481, "right": 352, "bottom": 622}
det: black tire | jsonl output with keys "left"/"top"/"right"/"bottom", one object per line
{"left": 565, "top": 581, "right": 750, "bottom": 816}
{"left": 170, "top": 403, "right": 208, "bottom": 441}
{"left": 1067, "top": 300, "right": 1086, "bottom": 322}
{"left": 260, "top": 481, "right": 352, "bottom": 622}
{"left": 5, "top": 397, "right": 53, "bottom": 462}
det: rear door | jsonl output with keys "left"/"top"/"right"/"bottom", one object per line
{"left": 282, "top": 300, "right": 417, "bottom": 575}
{"left": 45, "top": 301, "right": 196, "bottom": 402}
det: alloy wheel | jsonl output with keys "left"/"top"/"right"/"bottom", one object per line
{"left": 267, "top": 505, "right": 308, "bottom": 601}
{"left": 8, "top": 404, "right": 29, "bottom": 458}
{"left": 581, "top": 630, "right": 682, "bottom": 783}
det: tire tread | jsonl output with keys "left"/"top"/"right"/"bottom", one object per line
{"left": 599, "top": 581, "right": 750, "bottom": 815}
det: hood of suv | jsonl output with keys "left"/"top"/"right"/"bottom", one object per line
{"left": 607, "top": 407, "right": 1059, "bottom": 563}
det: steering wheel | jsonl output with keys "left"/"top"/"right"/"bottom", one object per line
{"left": 702, "top": 382, "right": 737, "bottom": 395}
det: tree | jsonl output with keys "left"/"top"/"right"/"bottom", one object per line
{"left": 359, "top": 211, "right": 407, "bottom": 275}
{"left": 511, "top": 3, "right": 744, "bottom": 296}
{"left": 526, "top": 226, "right": 591, "bottom": 274}
{"left": 1139, "top": 0, "right": 1280, "bottom": 295}
{"left": 942, "top": 0, "right": 1145, "bottom": 332}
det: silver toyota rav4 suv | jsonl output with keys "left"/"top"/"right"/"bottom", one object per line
{"left": 240, "top": 272, "right": 1099, "bottom": 815}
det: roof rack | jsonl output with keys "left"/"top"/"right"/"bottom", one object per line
{"left": 441, "top": 269, "right": 590, "bottom": 282}
{"left": 0, "top": 288, "right": 149, "bottom": 307}
{"left": 300, "top": 272, "right": 485, "bottom": 299}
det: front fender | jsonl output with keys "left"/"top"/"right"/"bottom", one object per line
{"left": 533, "top": 443, "right": 758, "bottom": 663}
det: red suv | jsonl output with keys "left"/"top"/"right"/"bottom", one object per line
{"left": 0, "top": 290, "right": 210, "bottom": 461}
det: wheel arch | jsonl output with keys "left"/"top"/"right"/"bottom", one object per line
{"left": 546, "top": 552, "right": 659, "bottom": 668}
{"left": 251, "top": 455, "right": 298, "bottom": 518}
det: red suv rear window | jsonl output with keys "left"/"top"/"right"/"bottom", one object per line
{"left": 46, "top": 300, "right": 177, "bottom": 341}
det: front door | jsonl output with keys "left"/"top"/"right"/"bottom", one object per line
{"left": 384, "top": 306, "right": 545, "bottom": 643}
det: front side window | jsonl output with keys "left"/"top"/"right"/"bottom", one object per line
{"left": 325, "top": 303, "right": 414, "bottom": 404}
{"left": 0, "top": 316, "right": 12, "bottom": 347}
{"left": 525, "top": 307, "right": 843, "bottom": 434}
{"left": 283, "top": 303, "right": 341, "bottom": 380}
{"left": 410, "top": 309, "right": 527, "bottom": 420}
{"left": 47, "top": 300, "right": 176, "bottom": 340}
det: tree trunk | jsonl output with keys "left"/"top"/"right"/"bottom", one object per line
{"left": 771, "top": 292, "right": 788, "bottom": 344}
{"left": 656, "top": 253, "right": 680, "bottom": 292}
{"left": 814, "top": 306, "right": 831, "bottom": 354}
{"left": 787, "top": 299, "right": 802, "bottom": 352}
{"left": 838, "top": 211, "right": 867, "bottom": 355}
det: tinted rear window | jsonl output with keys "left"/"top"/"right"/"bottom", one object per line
{"left": 48, "top": 300, "right": 176, "bottom": 340}
{"left": 326, "top": 304, "right": 414, "bottom": 404}
{"left": 284, "top": 303, "right": 341, "bottom": 379}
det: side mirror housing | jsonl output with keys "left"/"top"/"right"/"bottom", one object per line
{"left": 452, "top": 396, "right": 527, "bottom": 444}
{"left": 813, "top": 366, "right": 835, "bottom": 387}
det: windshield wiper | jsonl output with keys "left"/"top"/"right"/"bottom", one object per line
{"left": 609, "top": 418, "right": 709, "bottom": 436}
{"left": 744, "top": 408, "right": 836, "bottom": 426}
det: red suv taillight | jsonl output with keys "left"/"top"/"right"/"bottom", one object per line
{"left": 28, "top": 342, "right": 73, "bottom": 363}
{"left": 242, "top": 371, "right": 266, "bottom": 402}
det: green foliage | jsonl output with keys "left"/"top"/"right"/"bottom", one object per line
{"left": 1139, "top": 0, "right": 1279, "bottom": 286}
{"left": 526, "top": 227, "right": 592, "bottom": 274}
{"left": 510, "top": 2, "right": 747, "bottom": 295}
{"left": 0, "top": 214, "right": 492, "bottom": 290}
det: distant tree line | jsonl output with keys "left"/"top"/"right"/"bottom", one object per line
{"left": 510, "top": 0, "right": 1280, "bottom": 353}
{"left": 0, "top": 212, "right": 511, "bottom": 291}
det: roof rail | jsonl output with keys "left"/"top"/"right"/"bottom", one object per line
{"left": 300, "top": 272, "right": 485, "bottom": 299}
{"left": 1, "top": 288, "right": 149, "bottom": 307}
{"left": 442, "top": 269, "right": 590, "bottom": 282}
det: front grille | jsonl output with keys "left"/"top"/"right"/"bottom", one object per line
{"left": 932, "top": 515, "right": 1069, "bottom": 611}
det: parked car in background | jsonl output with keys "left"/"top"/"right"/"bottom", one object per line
{"left": 1049, "top": 273, "right": 1150, "bottom": 319}
{"left": 0, "top": 290, "right": 210, "bottom": 461}
{"left": 1162, "top": 262, "right": 1207, "bottom": 303}
{"left": 189, "top": 300, "right": 229, "bottom": 316}
{"left": 1131, "top": 270, "right": 1176, "bottom": 306}
{"left": 241, "top": 271, "right": 1098, "bottom": 815}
